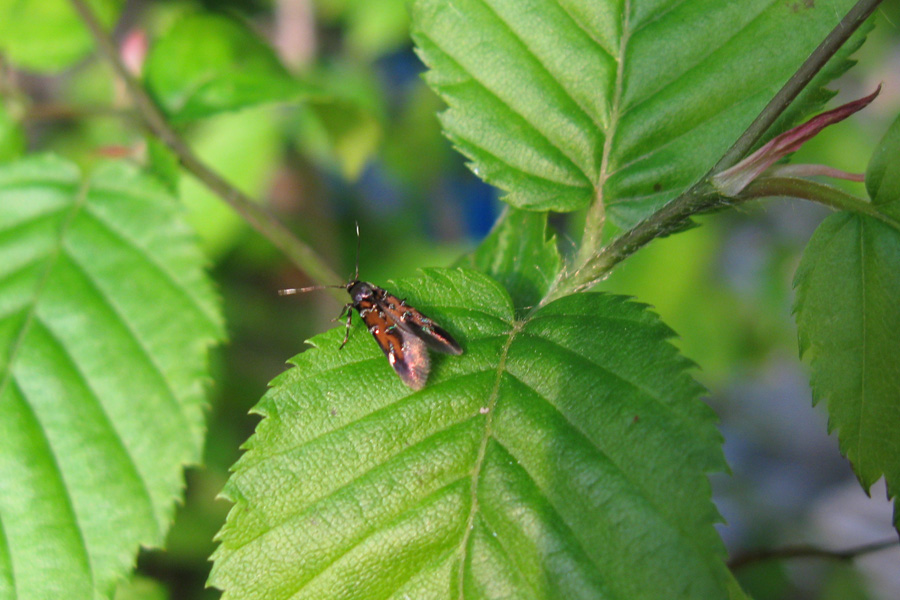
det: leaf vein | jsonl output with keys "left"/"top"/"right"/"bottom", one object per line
{"left": 628, "top": 0, "right": 691, "bottom": 37}
{"left": 472, "top": 512, "right": 542, "bottom": 600}
{"left": 376, "top": 543, "right": 459, "bottom": 600}
{"left": 60, "top": 248, "right": 195, "bottom": 454}
{"left": 503, "top": 370, "right": 710, "bottom": 574}
{"left": 857, "top": 216, "right": 867, "bottom": 474}
{"left": 519, "top": 330, "right": 684, "bottom": 421}
{"left": 474, "top": 0, "right": 607, "bottom": 133}
{"left": 419, "top": 30, "right": 594, "bottom": 186}
{"left": 0, "top": 508, "right": 17, "bottom": 599}
{"left": 80, "top": 204, "right": 220, "bottom": 332}
{"left": 281, "top": 476, "right": 470, "bottom": 600}
{"left": 619, "top": 1, "right": 772, "bottom": 122}
{"left": 0, "top": 203, "right": 67, "bottom": 239}
{"left": 456, "top": 319, "right": 523, "bottom": 599}
{"left": 229, "top": 414, "right": 485, "bottom": 558}
{"left": 555, "top": 0, "right": 617, "bottom": 59}
{"left": 8, "top": 376, "right": 95, "bottom": 592}
{"left": 31, "top": 314, "right": 161, "bottom": 532}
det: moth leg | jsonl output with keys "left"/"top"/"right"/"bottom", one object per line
{"left": 338, "top": 304, "right": 354, "bottom": 350}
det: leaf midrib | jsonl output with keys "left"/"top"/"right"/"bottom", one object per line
{"left": 456, "top": 317, "right": 523, "bottom": 598}
{"left": 856, "top": 216, "right": 868, "bottom": 477}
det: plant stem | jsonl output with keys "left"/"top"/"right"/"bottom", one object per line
{"left": 728, "top": 538, "right": 898, "bottom": 571}
{"left": 741, "top": 177, "right": 900, "bottom": 230}
{"left": 547, "top": 0, "right": 883, "bottom": 303}
{"left": 713, "top": 0, "right": 883, "bottom": 173}
{"left": 68, "top": 0, "right": 342, "bottom": 287}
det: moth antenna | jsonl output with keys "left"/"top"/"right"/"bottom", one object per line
{"left": 279, "top": 284, "right": 343, "bottom": 296}
{"left": 354, "top": 221, "right": 361, "bottom": 281}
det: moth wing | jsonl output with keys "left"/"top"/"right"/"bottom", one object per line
{"left": 409, "top": 321, "right": 463, "bottom": 355}
{"left": 360, "top": 304, "right": 431, "bottom": 390}
{"left": 391, "top": 330, "right": 430, "bottom": 390}
{"left": 379, "top": 292, "right": 463, "bottom": 355}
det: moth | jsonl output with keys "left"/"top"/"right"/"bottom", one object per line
{"left": 279, "top": 228, "right": 463, "bottom": 390}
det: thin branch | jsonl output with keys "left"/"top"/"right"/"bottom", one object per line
{"left": 740, "top": 177, "right": 900, "bottom": 231}
{"left": 68, "top": 0, "right": 342, "bottom": 288}
{"left": 729, "top": 538, "right": 898, "bottom": 571}
{"left": 546, "top": 0, "right": 883, "bottom": 303}
{"left": 24, "top": 103, "right": 135, "bottom": 122}
{"left": 713, "top": 0, "right": 883, "bottom": 173}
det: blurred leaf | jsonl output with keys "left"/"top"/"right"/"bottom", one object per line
{"left": 865, "top": 112, "right": 900, "bottom": 212}
{"left": 145, "top": 137, "right": 180, "bottom": 195}
{"left": 820, "top": 563, "right": 871, "bottom": 600}
{"left": 0, "top": 156, "right": 223, "bottom": 598}
{"left": 180, "top": 106, "right": 282, "bottom": 258}
{"left": 733, "top": 561, "right": 790, "bottom": 600}
{"left": 794, "top": 115, "right": 900, "bottom": 530}
{"left": 297, "top": 100, "right": 382, "bottom": 180}
{"left": 314, "top": 0, "right": 410, "bottom": 57}
{"left": 381, "top": 82, "right": 451, "bottom": 186}
{"left": 344, "top": 0, "right": 410, "bottom": 56}
{"left": 467, "top": 207, "right": 561, "bottom": 314}
{"left": 144, "top": 13, "right": 319, "bottom": 122}
{"left": 0, "top": 0, "right": 122, "bottom": 73}
{"left": 113, "top": 576, "right": 169, "bottom": 600}
{"left": 412, "top": 0, "right": 858, "bottom": 225}
{"left": 0, "top": 104, "right": 26, "bottom": 163}
{"left": 210, "top": 268, "right": 735, "bottom": 599}
{"left": 293, "top": 62, "right": 385, "bottom": 180}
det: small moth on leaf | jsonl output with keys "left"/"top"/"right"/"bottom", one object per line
{"left": 280, "top": 226, "right": 463, "bottom": 390}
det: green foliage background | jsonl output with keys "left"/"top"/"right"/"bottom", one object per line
{"left": 0, "top": 1, "right": 898, "bottom": 599}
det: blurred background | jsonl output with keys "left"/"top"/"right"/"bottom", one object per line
{"left": 1, "top": 1, "right": 898, "bottom": 598}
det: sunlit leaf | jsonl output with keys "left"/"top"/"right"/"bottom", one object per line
{"left": 0, "top": 0, "right": 122, "bottom": 73}
{"left": 412, "top": 0, "right": 858, "bottom": 227}
{"left": 211, "top": 268, "right": 733, "bottom": 599}
{"left": 144, "top": 13, "right": 320, "bottom": 122}
{"left": 0, "top": 155, "right": 223, "bottom": 599}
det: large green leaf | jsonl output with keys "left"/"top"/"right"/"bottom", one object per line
{"left": 211, "top": 268, "right": 733, "bottom": 599}
{"left": 0, "top": 155, "right": 224, "bottom": 599}
{"left": 144, "top": 13, "right": 320, "bottom": 122}
{"left": 794, "top": 115, "right": 900, "bottom": 529}
{"left": 0, "top": 0, "right": 122, "bottom": 73}
{"left": 411, "top": 0, "right": 858, "bottom": 225}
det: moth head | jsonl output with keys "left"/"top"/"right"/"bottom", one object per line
{"left": 347, "top": 281, "right": 375, "bottom": 303}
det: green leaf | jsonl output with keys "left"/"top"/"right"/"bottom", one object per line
{"left": 865, "top": 112, "right": 900, "bottom": 215}
{"left": 211, "top": 268, "right": 732, "bottom": 599}
{"left": 0, "top": 155, "right": 224, "bottom": 599}
{"left": 144, "top": 13, "right": 320, "bottom": 122}
{"left": 0, "top": 0, "right": 122, "bottom": 73}
{"left": 113, "top": 576, "right": 169, "bottom": 600}
{"left": 466, "top": 207, "right": 561, "bottom": 314}
{"left": 412, "top": 0, "right": 858, "bottom": 225}
{"left": 0, "top": 104, "right": 26, "bottom": 163}
{"left": 794, "top": 213, "right": 900, "bottom": 526}
{"left": 144, "top": 137, "right": 180, "bottom": 195}
{"left": 293, "top": 61, "right": 386, "bottom": 180}
{"left": 794, "top": 121, "right": 900, "bottom": 527}
{"left": 179, "top": 106, "right": 283, "bottom": 258}
{"left": 315, "top": 0, "right": 411, "bottom": 57}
